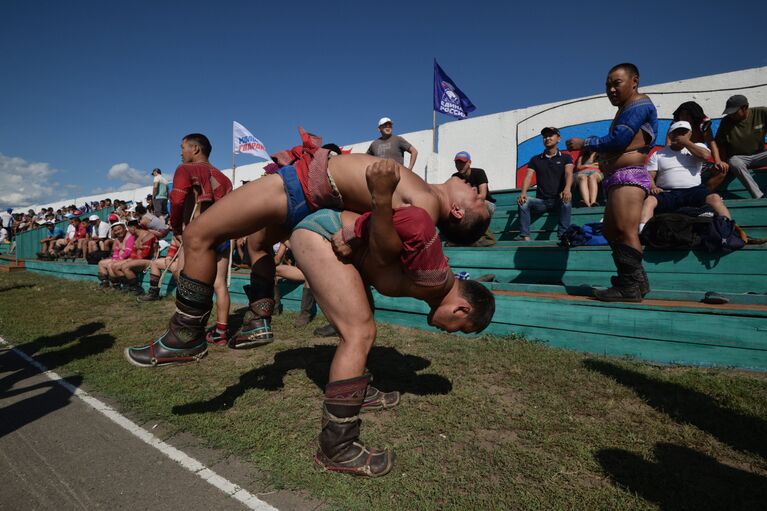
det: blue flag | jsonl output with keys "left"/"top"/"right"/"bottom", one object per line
{"left": 433, "top": 59, "right": 476, "bottom": 119}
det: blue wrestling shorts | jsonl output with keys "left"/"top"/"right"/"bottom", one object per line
{"left": 277, "top": 166, "right": 311, "bottom": 229}
{"left": 293, "top": 209, "right": 342, "bottom": 241}
{"left": 215, "top": 240, "right": 231, "bottom": 255}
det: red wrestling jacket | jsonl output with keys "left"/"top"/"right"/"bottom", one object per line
{"left": 169, "top": 162, "right": 233, "bottom": 234}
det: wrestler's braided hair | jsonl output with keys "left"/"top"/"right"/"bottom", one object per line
{"left": 457, "top": 279, "right": 495, "bottom": 333}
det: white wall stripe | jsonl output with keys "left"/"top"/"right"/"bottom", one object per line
{"left": 0, "top": 335, "right": 279, "bottom": 511}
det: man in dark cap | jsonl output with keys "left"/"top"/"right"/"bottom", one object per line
{"left": 714, "top": 95, "right": 767, "bottom": 199}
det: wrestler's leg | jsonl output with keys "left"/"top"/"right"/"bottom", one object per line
{"left": 232, "top": 226, "right": 288, "bottom": 348}
{"left": 290, "top": 229, "right": 393, "bottom": 477}
{"left": 127, "top": 176, "right": 288, "bottom": 366}
{"left": 597, "top": 185, "right": 648, "bottom": 302}
{"left": 207, "top": 254, "right": 231, "bottom": 345}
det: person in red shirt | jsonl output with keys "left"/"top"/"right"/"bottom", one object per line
{"left": 126, "top": 134, "right": 234, "bottom": 367}
{"left": 288, "top": 159, "right": 495, "bottom": 477}
{"left": 113, "top": 219, "right": 158, "bottom": 294}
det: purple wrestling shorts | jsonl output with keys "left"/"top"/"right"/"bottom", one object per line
{"left": 603, "top": 166, "right": 651, "bottom": 196}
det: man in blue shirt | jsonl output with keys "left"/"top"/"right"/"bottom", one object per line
{"left": 38, "top": 220, "right": 65, "bottom": 259}
{"left": 517, "top": 127, "right": 574, "bottom": 240}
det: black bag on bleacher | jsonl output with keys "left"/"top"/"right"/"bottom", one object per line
{"left": 641, "top": 213, "right": 745, "bottom": 253}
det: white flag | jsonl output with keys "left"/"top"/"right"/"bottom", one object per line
{"left": 233, "top": 121, "right": 271, "bottom": 161}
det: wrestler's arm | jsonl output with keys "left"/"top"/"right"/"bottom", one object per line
{"left": 583, "top": 101, "right": 654, "bottom": 153}
{"left": 366, "top": 161, "right": 404, "bottom": 266}
{"left": 168, "top": 168, "right": 190, "bottom": 234}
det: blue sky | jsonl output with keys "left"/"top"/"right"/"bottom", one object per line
{"left": 1, "top": 0, "right": 764, "bottom": 208}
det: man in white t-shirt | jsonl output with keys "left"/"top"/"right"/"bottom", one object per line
{"left": 152, "top": 168, "right": 169, "bottom": 217}
{"left": 640, "top": 121, "right": 731, "bottom": 228}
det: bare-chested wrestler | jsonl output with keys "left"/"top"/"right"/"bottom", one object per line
{"left": 566, "top": 63, "right": 657, "bottom": 302}
{"left": 287, "top": 160, "right": 495, "bottom": 476}
{"left": 125, "top": 130, "right": 491, "bottom": 367}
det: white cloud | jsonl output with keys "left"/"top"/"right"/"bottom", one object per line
{"left": 107, "top": 163, "right": 153, "bottom": 186}
{"left": 0, "top": 153, "right": 68, "bottom": 208}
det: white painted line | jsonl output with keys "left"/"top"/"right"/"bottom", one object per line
{"left": 0, "top": 336, "right": 279, "bottom": 511}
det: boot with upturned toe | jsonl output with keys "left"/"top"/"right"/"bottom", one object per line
{"left": 315, "top": 375, "right": 394, "bottom": 477}
{"left": 125, "top": 273, "right": 212, "bottom": 367}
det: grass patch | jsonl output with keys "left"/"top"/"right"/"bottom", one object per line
{"left": 1, "top": 272, "right": 766, "bottom": 510}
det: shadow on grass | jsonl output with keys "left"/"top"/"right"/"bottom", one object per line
{"left": 172, "top": 345, "right": 452, "bottom": 416}
{"left": 0, "top": 346, "right": 85, "bottom": 439}
{"left": 0, "top": 283, "right": 35, "bottom": 293}
{"left": 596, "top": 443, "right": 767, "bottom": 510}
{"left": 583, "top": 359, "right": 767, "bottom": 459}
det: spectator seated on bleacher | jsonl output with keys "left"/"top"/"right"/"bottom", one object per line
{"left": 640, "top": 121, "right": 732, "bottom": 231}
{"left": 139, "top": 239, "right": 181, "bottom": 301}
{"left": 60, "top": 216, "right": 88, "bottom": 259}
{"left": 97, "top": 222, "right": 134, "bottom": 289}
{"left": 37, "top": 220, "right": 64, "bottom": 259}
{"left": 134, "top": 204, "right": 169, "bottom": 239}
{"left": 85, "top": 214, "right": 113, "bottom": 263}
{"left": 450, "top": 151, "right": 497, "bottom": 247}
{"left": 573, "top": 148, "right": 603, "bottom": 207}
{"left": 714, "top": 94, "right": 767, "bottom": 199}
{"left": 111, "top": 219, "right": 158, "bottom": 295}
{"left": 517, "top": 127, "right": 574, "bottom": 241}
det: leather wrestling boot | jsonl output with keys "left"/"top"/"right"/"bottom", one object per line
{"left": 315, "top": 375, "right": 394, "bottom": 477}
{"left": 294, "top": 286, "right": 316, "bottom": 328}
{"left": 594, "top": 244, "right": 644, "bottom": 303}
{"left": 124, "top": 273, "right": 212, "bottom": 367}
{"left": 108, "top": 276, "right": 122, "bottom": 291}
{"left": 361, "top": 385, "right": 400, "bottom": 412}
{"left": 230, "top": 298, "right": 274, "bottom": 349}
{"left": 611, "top": 266, "right": 650, "bottom": 298}
{"left": 139, "top": 286, "right": 161, "bottom": 302}
{"left": 313, "top": 323, "right": 339, "bottom": 338}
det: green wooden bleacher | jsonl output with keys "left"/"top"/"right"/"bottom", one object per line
{"left": 15, "top": 170, "right": 767, "bottom": 371}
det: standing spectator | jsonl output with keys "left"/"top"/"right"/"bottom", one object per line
{"left": 451, "top": 151, "right": 497, "bottom": 246}
{"left": 366, "top": 117, "right": 418, "bottom": 170}
{"left": 152, "top": 168, "right": 169, "bottom": 216}
{"left": 517, "top": 127, "right": 574, "bottom": 241}
{"left": 714, "top": 95, "right": 767, "bottom": 199}
{"left": 573, "top": 148, "right": 603, "bottom": 207}
{"left": 0, "top": 208, "right": 12, "bottom": 230}
{"left": 641, "top": 120, "right": 731, "bottom": 227}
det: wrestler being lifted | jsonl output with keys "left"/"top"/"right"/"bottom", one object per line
{"left": 125, "top": 130, "right": 491, "bottom": 367}
{"left": 287, "top": 159, "right": 495, "bottom": 476}
{"left": 566, "top": 63, "right": 657, "bottom": 302}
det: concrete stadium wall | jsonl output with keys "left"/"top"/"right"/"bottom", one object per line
{"left": 23, "top": 66, "right": 767, "bottom": 211}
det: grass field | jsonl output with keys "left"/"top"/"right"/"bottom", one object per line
{"left": 1, "top": 271, "right": 766, "bottom": 510}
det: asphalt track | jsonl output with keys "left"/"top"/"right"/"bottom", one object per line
{"left": 0, "top": 339, "right": 324, "bottom": 511}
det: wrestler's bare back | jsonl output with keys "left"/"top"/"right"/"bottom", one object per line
{"left": 328, "top": 154, "right": 441, "bottom": 222}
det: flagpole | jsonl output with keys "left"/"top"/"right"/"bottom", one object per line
{"left": 227, "top": 136, "right": 236, "bottom": 290}
{"left": 432, "top": 110, "right": 437, "bottom": 153}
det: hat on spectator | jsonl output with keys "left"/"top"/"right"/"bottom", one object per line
{"left": 669, "top": 120, "right": 692, "bottom": 133}
{"left": 158, "top": 240, "right": 170, "bottom": 251}
{"left": 541, "top": 127, "right": 560, "bottom": 136}
{"left": 454, "top": 151, "right": 471, "bottom": 162}
{"left": 74, "top": 209, "right": 81, "bottom": 215}
{"left": 722, "top": 94, "right": 748, "bottom": 115}
{"left": 64, "top": 213, "right": 73, "bottom": 218}
{"left": 6, "top": 208, "right": 12, "bottom": 213}
{"left": 378, "top": 117, "right": 392, "bottom": 127}
{"left": 108, "top": 214, "right": 119, "bottom": 223}
{"left": 88, "top": 214, "right": 99, "bottom": 221}
{"left": 110, "top": 221, "right": 126, "bottom": 230}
